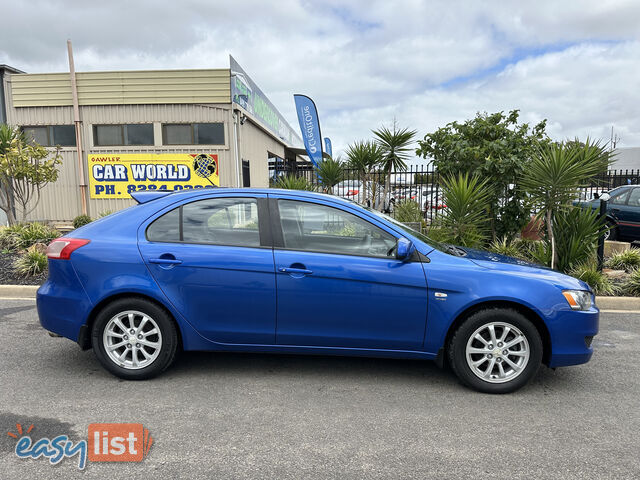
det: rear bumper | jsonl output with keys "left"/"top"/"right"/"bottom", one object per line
{"left": 36, "top": 260, "right": 93, "bottom": 343}
{"left": 547, "top": 307, "right": 599, "bottom": 368}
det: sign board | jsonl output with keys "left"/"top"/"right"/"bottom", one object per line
{"left": 88, "top": 153, "right": 219, "bottom": 199}
{"left": 230, "top": 55, "right": 302, "bottom": 147}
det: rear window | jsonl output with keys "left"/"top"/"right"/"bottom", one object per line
{"left": 146, "top": 197, "right": 260, "bottom": 247}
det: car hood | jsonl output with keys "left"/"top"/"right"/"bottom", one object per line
{"left": 460, "top": 247, "right": 591, "bottom": 291}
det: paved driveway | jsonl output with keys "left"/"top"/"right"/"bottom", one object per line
{"left": 0, "top": 299, "right": 638, "bottom": 479}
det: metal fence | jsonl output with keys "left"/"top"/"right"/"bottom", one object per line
{"left": 268, "top": 161, "right": 640, "bottom": 223}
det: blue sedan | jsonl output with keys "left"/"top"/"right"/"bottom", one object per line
{"left": 37, "top": 189, "right": 598, "bottom": 393}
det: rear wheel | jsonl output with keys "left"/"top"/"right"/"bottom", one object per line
{"left": 91, "top": 297, "right": 178, "bottom": 380}
{"left": 448, "top": 308, "right": 542, "bottom": 394}
{"left": 605, "top": 221, "right": 618, "bottom": 241}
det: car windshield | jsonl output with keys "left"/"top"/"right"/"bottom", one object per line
{"left": 363, "top": 207, "right": 451, "bottom": 254}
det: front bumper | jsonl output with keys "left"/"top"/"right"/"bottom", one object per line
{"left": 547, "top": 307, "right": 599, "bottom": 368}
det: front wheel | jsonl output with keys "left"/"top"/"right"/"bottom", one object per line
{"left": 91, "top": 297, "right": 179, "bottom": 380}
{"left": 448, "top": 309, "right": 542, "bottom": 394}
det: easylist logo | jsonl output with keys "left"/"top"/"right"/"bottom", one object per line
{"left": 301, "top": 105, "right": 318, "bottom": 154}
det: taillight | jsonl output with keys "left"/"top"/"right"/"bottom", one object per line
{"left": 346, "top": 189, "right": 359, "bottom": 196}
{"left": 47, "top": 238, "right": 90, "bottom": 260}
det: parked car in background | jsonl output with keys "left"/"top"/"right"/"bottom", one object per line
{"left": 576, "top": 185, "right": 640, "bottom": 241}
{"left": 38, "top": 188, "right": 597, "bottom": 393}
{"left": 334, "top": 180, "right": 391, "bottom": 212}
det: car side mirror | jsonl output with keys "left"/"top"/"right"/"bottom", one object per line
{"left": 396, "top": 237, "right": 415, "bottom": 261}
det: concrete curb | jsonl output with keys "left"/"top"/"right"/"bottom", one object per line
{"left": 1, "top": 285, "right": 640, "bottom": 311}
{"left": 0, "top": 285, "right": 40, "bottom": 299}
{"left": 595, "top": 296, "right": 640, "bottom": 311}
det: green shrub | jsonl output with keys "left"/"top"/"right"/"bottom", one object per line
{"left": 394, "top": 200, "right": 423, "bottom": 224}
{"left": 98, "top": 210, "right": 114, "bottom": 218}
{"left": 570, "top": 263, "right": 617, "bottom": 296}
{"left": 489, "top": 237, "right": 522, "bottom": 258}
{"left": 275, "top": 175, "right": 316, "bottom": 191}
{"left": 606, "top": 250, "right": 640, "bottom": 272}
{"left": 0, "top": 222, "right": 59, "bottom": 251}
{"left": 622, "top": 268, "right": 640, "bottom": 297}
{"left": 73, "top": 215, "right": 93, "bottom": 229}
{"left": 13, "top": 246, "right": 48, "bottom": 277}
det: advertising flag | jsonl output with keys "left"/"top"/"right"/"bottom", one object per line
{"left": 294, "top": 94, "right": 323, "bottom": 167}
{"left": 324, "top": 137, "right": 333, "bottom": 158}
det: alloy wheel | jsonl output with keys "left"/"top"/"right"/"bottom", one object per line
{"left": 465, "top": 322, "right": 530, "bottom": 384}
{"left": 102, "top": 310, "right": 163, "bottom": 370}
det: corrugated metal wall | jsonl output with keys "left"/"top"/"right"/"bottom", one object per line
{"left": 240, "top": 119, "right": 286, "bottom": 187}
{"left": 11, "top": 69, "right": 231, "bottom": 107}
{"left": 4, "top": 76, "right": 238, "bottom": 221}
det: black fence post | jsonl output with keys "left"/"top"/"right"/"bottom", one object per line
{"left": 597, "top": 196, "right": 608, "bottom": 272}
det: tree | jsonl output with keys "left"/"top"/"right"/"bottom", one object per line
{"left": 520, "top": 139, "right": 612, "bottom": 269}
{"left": 345, "top": 140, "right": 383, "bottom": 205}
{"left": 314, "top": 156, "right": 344, "bottom": 194}
{"left": 0, "top": 124, "right": 62, "bottom": 224}
{"left": 373, "top": 121, "right": 417, "bottom": 211}
{"left": 416, "top": 110, "right": 548, "bottom": 240}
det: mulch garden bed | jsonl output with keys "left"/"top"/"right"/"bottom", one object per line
{"left": 0, "top": 252, "right": 47, "bottom": 285}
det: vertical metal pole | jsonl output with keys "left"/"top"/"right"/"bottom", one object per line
{"left": 67, "top": 40, "right": 87, "bottom": 215}
{"left": 597, "top": 198, "right": 608, "bottom": 272}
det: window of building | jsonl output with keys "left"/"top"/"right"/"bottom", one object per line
{"left": 146, "top": 197, "right": 260, "bottom": 247}
{"left": 93, "top": 124, "right": 154, "bottom": 146}
{"left": 162, "top": 123, "right": 224, "bottom": 145}
{"left": 277, "top": 200, "right": 396, "bottom": 258}
{"left": 21, "top": 125, "right": 76, "bottom": 147}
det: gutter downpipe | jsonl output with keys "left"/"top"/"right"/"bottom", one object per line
{"left": 232, "top": 108, "right": 242, "bottom": 188}
{"left": 67, "top": 40, "right": 88, "bottom": 215}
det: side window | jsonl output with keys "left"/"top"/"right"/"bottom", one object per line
{"left": 183, "top": 198, "right": 259, "bottom": 246}
{"left": 610, "top": 188, "right": 630, "bottom": 205}
{"left": 277, "top": 200, "right": 396, "bottom": 258}
{"left": 147, "top": 207, "right": 181, "bottom": 242}
{"left": 627, "top": 188, "right": 640, "bottom": 207}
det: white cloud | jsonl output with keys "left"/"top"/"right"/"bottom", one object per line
{"left": 1, "top": 0, "right": 638, "bottom": 157}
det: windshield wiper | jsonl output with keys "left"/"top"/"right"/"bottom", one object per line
{"left": 443, "top": 244, "right": 467, "bottom": 257}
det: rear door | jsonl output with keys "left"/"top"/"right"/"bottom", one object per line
{"left": 618, "top": 188, "right": 640, "bottom": 240}
{"left": 270, "top": 195, "right": 429, "bottom": 350}
{"left": 138, "top": 194, "right": 276, "bottom": 344}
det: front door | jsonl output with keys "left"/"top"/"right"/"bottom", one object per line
{"left": 138, "top": 194, "right": 276, "bottom": 344}
{"left": 617, "top": 187, "right": 640, "bottom": 240}
{"left": 271, "top": 196, "right": 428, "bottom": 350}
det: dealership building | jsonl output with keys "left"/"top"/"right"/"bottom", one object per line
{"left": 1, "top": 56, "right": 305, "bottom": 223}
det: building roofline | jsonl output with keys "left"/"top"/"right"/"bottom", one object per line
{"left": 0, "top": 65, "right": 25, "bottom": 74}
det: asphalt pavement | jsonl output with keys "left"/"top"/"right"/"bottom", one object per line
{"left": 1, "top": 299, "right": 639, "bottom": 479}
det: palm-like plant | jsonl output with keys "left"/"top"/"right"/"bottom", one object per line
{"left": 521, "top": 139, "right": 611, "bottom": 269}
{"left": 372, "top": 121, "right": 417, "bottom": 211}
{"left": 275, "top": 174, "right": 316, "bottom": 191}
{"left": 314, "top": 156, "right": 344, "bottom": 194}
{"left": 345, "top": 140, "right": 383, "bottom": 204}
{"left": 439, "top": 173, "right": 492, "bottom": 247}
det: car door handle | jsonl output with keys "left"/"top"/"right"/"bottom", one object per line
{"left": 279, "top": 267, "right": 313, "bottom": 275}
{"left": 149, "top": 257, "right": 183, "bottom": 265}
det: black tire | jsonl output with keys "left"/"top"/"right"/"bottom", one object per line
{"left": 605, "top": 221, "right": 618, "bottom": 241}
{"left": 91, "top": 297, "right": 179, "bottom": 380}
{"left": 448, "top": 308, "right": 543, "bottom": 394}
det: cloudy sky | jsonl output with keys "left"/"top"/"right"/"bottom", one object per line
{"left": 2, "top": 0, "right": 639, "bottom": 160}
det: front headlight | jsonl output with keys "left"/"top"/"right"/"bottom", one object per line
{"left": 562, "top": 290, "right": 593, "bottom": 311}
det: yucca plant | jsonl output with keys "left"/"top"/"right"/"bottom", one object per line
{"left": 570, "top": 263, "right": 617, "bottom": 296}
{"left": 606, "top": 249, "right": 640, "bottom": 272}
{"left": 13, "top": 246, "right": 48, "bottom": 277}
{"left": 345, "top": 140, "right": 383, "bottom": 204}
{"left": 372, "top": 122, "right": 417, "bottom": 212}
{"left": 489, "top": 237, "right": 523, "bottom": 258}
{"left": 314, "top": 157, "right": 344, "bottom": 194}
{"left": 275, "top": 174, "right": 316, "bottom": 191}
{"left": 521, "top": 139, "right": 611, "bottom": 269}
{"left": 622, "top": 268, "right": 640, "bottom": 297}
{"left": 394, "top": 200, "right": 423, "bottom": 224}
{"left": 439, "top": 173, "right": 491, "bottom": 247}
